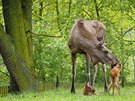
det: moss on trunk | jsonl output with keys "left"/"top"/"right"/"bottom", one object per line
{"left": 2, "top": 0, "right": 34, "bottom": 71}
{"left": 1, "top": 0, "right": 37, "bottom": 92}
{"left": 0, "top": 24, "right": 37, "bottom": 92}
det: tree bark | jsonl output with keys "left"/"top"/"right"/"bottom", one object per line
{"left": 21, "top": 0, "right": 33, "bottom": 69}
{"left": 0, "top": 24, "right": 37, "bottom": 92}
{"left": 37, "top": 1, "right": 44, "bottom": 80}
{"left": 93, "top": 0, "right": 99, "bottom": 20}
{"left": 56, "top": 0, "right": 62, "bottom": 32}
{"left": 2, "top": 0, "right": 33, "bottom": 71}
{"left": 1, "top": 0, "right": 37, "bottom": 92}
{"left": 56, "top": 75, "right": 59, "bottom": 88}
{"left": 120, "top": 28, "right": 125, "bottom": 87}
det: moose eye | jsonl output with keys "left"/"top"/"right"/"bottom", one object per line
{"left": 104, "top": 50, "right": 108, "bottom": 54}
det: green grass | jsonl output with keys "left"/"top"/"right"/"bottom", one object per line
{"left": 0, "top": 85, "right": 135, "bottom": 101}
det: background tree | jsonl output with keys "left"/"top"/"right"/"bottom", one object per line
{"left": 0, "top": 0, "right": 37, "bottom": 92}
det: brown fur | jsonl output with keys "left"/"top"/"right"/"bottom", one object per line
{"left": 108, "top": 64, "right": 122, "bottom": 95}
{"left": 83, "top": 82, "right": 95, "bottom": 95}
{"left": 68, "top": 18, "right": 106, "bottom": 50}
{"left": 77, "top": 19, "right": 96, "bottom": 41}
{"left": 76, "top": 18, "right": 106, "bottom": 42}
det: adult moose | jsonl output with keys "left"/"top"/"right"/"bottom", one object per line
{"left": 68, "top": 18, "right": 119, "bottom": 93}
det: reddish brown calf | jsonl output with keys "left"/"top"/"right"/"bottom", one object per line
{"left": 83, "top": 82, "right": 95, "bottom": 95}
{"left": 108, "top": 64, "right": 122, "bottom": 95}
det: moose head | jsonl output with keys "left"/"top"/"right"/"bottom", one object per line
{"left": 90, "top": 43, "right": 119, "bottom": 66}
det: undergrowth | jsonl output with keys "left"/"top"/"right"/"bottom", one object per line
{"left": 0, "top": 84, "right": 135, "bottom": 101}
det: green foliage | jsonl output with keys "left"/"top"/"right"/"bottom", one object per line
{"left": 0, "top": 56, "right": 9, "bottom": 86}
{"left": 31, "top": 0, "right": 135, "bottom": 83}
{"left": 30, "top": 0, "right": 135, "bottom": 82}
{"left": 0, "top": 0, "right": 134, "bottom": 84}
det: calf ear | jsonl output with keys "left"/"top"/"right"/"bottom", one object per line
{"left": 119, "top": 64, "right": 121, "bottom": 66}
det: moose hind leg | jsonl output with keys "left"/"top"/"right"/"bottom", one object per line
{"left": 71, "top": 53, "right": 76, "bottom": 93}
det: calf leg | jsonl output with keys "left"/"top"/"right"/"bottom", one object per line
{"left": 91, "top": 64, "right": 98, "bottom": 87}
{"left": 102, "top": 64, "right": 108, "bottom": 92}
{"left": 115, "top": 78, "right": 121, "bottom": 95}
{"left": 85, "top": 53, "right": 90, "bottom": 83}
{"left": 108, "top": 77, "right": 113, "bottom": 95}
{"left": 71, "top": 53, "right": 76, "bottom": 93}
{"left": 112, "top": 81, "right": 115, "bottom": 95}
{"left": 115, "top": 83, "right": 120, "bottom": 95}
{"left": 108, "top": 84, "right": 112, "bottom": 95}
{"left": 118, "top": 83, "right": 121, "bottom": 95}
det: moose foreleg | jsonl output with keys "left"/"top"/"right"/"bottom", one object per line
{"left": 71, "top": 53, "right": 76, "bottom": 93}
{"left": 102, "top": 64, "right": 108, "bottom": 92}
{"left": 85, "top": 53, "right": 91, "bottom": 83}
{"left": 91, "top": 64, "right": 98, "bottom": 87}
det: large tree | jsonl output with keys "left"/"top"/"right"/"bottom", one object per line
{"left": 0, "top": 0, "right": 37, "bottom": 92}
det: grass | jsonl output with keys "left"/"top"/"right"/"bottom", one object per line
{"left": 0, "top": 84, "right": 135, "bottom": 101}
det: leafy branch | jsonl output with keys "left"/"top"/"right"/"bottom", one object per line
{"left": 26, "top": 30, "right": 62, "bottom": 38}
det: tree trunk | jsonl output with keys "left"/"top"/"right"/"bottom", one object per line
{"left": 1, "top": 0, "right": 37, "bottom": 92}
{"left": 56, "top": 75, "right": 59, "bottom": 88}
{"left": 37, "top": 1, "right": 44, "bottom": 81}
{"left": 2, "top": 0, "right": 33, "bottom": 71}
{"left": 22, "top": 0, "right": 33, "bottom": 69}
{"left": 120, "top": 28, "right": 125, "bottom": 87}
{"left": 56, "top": 0, "right": 62, "bottom": 32}
{"left": 0, "top": 24, "right": 37, "bottom": 92}
{"left": 129, "top": 32, "right": 135, "bottom": 82}
{"left": 93, "top": 0, "right": 99, "bottom": 20}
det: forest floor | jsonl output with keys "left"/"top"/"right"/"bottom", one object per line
{"left": 0, "top": 84, "right": 135, "bottom": 101}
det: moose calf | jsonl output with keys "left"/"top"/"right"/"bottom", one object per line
{"left": 83, "top": 82, "right": 95, "bottom": 95}
{"left": 108, "top": 64, "right": 122, "bottom": 95}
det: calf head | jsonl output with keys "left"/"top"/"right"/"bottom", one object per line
{"left": 83, "top": 82, "right": 95, "bottom": 95}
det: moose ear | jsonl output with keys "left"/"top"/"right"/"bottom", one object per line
{"left": 77, "top": 18, "right": 84, "bottom": 28}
